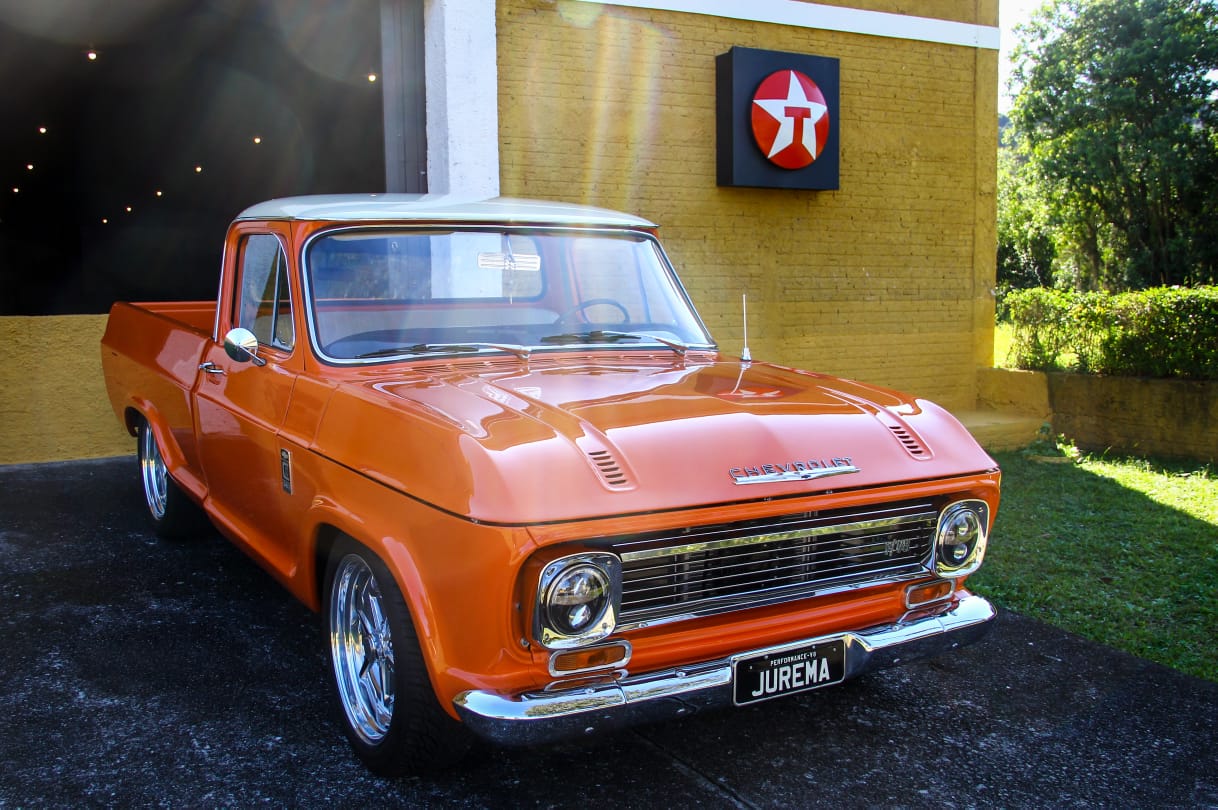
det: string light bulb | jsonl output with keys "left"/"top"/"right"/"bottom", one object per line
{"left": 367, "top": 73, "right": 378, "bottom": 83}
{"left": 86, "top": 49, "right": 98, "bottom": 61}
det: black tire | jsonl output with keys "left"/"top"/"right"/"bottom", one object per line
{"left": 324, "top": 537, "right": 471, "bottom": 776}
{"left": 137, "top": 420, "right": 205, "bottom": 539}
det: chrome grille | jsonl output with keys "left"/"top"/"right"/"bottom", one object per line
{"left": 613, "top": 502, "right": 938, "bottom": 628}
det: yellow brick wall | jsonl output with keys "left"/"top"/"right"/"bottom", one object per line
{"left": 0, "top": 315, "right": 134, "bottom": 464}
{"left": 498, "top": 0, "right": 998, "bottom": 410}
{"left": 1, "top": 0, "right": 997, "bottom": 464}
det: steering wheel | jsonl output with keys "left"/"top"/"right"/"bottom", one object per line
{"left": 554, "top": 298, "right": 630, "bottom": 325}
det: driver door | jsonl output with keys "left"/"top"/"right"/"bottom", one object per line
{"left": 194, "top": 225, "right": 302, "bottom": 578}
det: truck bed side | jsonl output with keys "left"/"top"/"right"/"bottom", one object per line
{"left": 100, "top": 300, "right": 215, "bottom": 501}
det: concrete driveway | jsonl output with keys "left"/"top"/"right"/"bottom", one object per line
{"left": 2, "top": 457, "right": 1216, "bottom": 808}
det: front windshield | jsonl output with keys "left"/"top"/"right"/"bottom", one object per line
{"left": 305, "top": 228, "right": 715, "bottom": 362}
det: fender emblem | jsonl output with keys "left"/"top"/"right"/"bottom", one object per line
{"left": 280, "top": 449, "right": 293, "bottom": 494}
{"left": 729, "top": 458, "right": 860, "bottom": 485}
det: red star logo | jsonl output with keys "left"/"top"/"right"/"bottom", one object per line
{"left": 750, "top": 70, "right": 830, "bottom": 170}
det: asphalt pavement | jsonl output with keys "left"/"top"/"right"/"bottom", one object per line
{"left": 2, "top": 457, "right": 1217, "bottom": 808}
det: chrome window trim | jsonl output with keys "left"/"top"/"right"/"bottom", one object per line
{"left": 299, "top": 224, "right": 716, "bottom": 367}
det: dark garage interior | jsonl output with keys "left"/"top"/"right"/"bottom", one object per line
{"left": 0, "top": 0, "right": 385, "bottom": 315}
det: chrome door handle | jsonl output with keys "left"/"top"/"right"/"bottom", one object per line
{"left": 198, "top": 362, "right": 225, "bottom": 375}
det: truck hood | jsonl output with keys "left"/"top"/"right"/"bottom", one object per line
{"left": 315, "top": 354, "right": 996, "bottom": 524}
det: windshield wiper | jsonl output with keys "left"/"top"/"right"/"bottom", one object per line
{"left": 355, "top": 343, "right": 482, "bottom": 359}
{"left": 355, "top": 342, "right": 532, "bottom": 360}
{"left": 538, "top": 330, "right": 687, "bottom": 357}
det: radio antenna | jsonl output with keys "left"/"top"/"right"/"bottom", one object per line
{"left": 741, "top": 293, "right": 752, "bottom": 363}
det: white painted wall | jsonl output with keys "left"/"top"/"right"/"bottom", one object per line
{"left": 424, "top": 0, "right": 501, "bottom": 197}
{"left": 571, "top": 0, "right": 1000, "bottom": 49}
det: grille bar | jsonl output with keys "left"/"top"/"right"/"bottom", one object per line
{"left": 614, "top": 502, "right": 938, "bottom": 628}
{"left": 622, "top": 524, "right": 929, "bottom": 579}
{"left": 622, "top": 528, "right": 928, "bottom": 596}
{"left": 621, "top": 551, "right": 926, "bottom": 607}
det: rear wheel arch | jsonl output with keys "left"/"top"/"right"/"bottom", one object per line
{"left": 122, "top": 406, "right": 143, "bottom": 437}
{"left": 127, "top": 405, "right": 187, "bottom": 471}
{"left": 133, "top": 412, "right": 206, "bottom": 538}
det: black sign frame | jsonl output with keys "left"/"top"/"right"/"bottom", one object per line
{"left": 716, "top": 46, "right": 841, "bottom": 190}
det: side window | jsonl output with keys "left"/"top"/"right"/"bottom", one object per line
{"left": 236, "top": 234, "right": 293, "bottom": 351}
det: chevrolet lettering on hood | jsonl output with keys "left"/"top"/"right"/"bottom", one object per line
{"left": 729, "top": 457, "right": 860, "bottom": 485}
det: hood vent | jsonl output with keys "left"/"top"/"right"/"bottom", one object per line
{"left": 587, "top": 449, "right": 631, "bottom": 488}
{"left": 820, "top": 386, "right": 933, "bottom": 461}
{"left": 888, "top": 424, "right": 929, "bottom": 457}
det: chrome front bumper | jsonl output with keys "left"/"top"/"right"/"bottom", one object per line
{"left": 453, "top": 594, "right": 995, "bottom": 746}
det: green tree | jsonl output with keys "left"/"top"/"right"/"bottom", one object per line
{"left": 997, "top": 119, "right": 1055, "bottom": 295}
{"left": 1008, "top": 0, "right": 1218, "bottom": 290}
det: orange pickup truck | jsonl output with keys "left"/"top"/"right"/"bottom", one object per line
{"left": 101, "top": 195, "right": 999, "bottom": 775}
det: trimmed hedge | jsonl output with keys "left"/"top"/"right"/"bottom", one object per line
{"left": 1002, "top": 286, "right": 1218, "bottom": 380}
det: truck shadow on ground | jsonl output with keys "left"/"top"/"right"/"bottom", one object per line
{"left": 1, "top": 457, "right": 1216, "bottom": 808}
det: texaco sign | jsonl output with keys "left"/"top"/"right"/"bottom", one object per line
{"left": 717, "top": 47, "right": 840, "bottom": 189}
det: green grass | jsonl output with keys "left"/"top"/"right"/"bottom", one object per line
{"left": 969, "top": 449, "right": 1218, "bottom": 682}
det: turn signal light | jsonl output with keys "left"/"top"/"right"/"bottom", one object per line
{"left": 906, "top": 579, "right": 954, "bottom": 608}
{"left": 548, "top": 640, "right": 632, "bottom": 676}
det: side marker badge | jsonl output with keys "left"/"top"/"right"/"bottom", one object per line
{"left": 280, "top": 449, "right": 293, "bottom": 494}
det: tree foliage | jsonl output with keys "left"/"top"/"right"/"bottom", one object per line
{"left": 1003, "top": 285, "right": 1218, "bottom": 378}
{"left": 997, "top": 120, "right": 1055, "bottom": 292}
{"left": 1003, "top": 0, "right": 1218, "bottom": 291}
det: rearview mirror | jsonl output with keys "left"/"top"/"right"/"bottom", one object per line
{"left": 224, "top": 327, "right": 267, "bottom": 366}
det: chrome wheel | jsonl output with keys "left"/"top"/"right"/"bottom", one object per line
{"left": 139, "top": 425, "right": 168, "bottom": 520}
{"left": 329, "top": 553, "right": 396, "bottom": 745}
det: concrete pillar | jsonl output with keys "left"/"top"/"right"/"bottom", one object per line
{"left": 423, "top": 0, "right": 500, "bottom": 197}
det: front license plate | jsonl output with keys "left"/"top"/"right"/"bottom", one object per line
{"left": 732, "top": 639, "right": 846, "bottom": 706}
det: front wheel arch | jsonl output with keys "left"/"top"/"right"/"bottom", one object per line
{"left": 322, "top": 535, "right": 471, "bottom": 775}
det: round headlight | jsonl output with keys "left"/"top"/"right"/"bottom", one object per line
{"left": 535, "top": 553, "right": 621, "bottom": 648}
{"left": 936, "top": 501, "right": 989, "bottom": 576}
{"left": 545, "top": 564, "right": 610, "bottom": 636}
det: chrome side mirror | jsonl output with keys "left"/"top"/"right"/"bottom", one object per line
{"left": 223, "top": 327, "right": 267, "bottom": 366}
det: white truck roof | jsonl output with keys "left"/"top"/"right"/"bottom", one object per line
{"left": 235, "top": 194, "right": 657, "bottom": 228}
